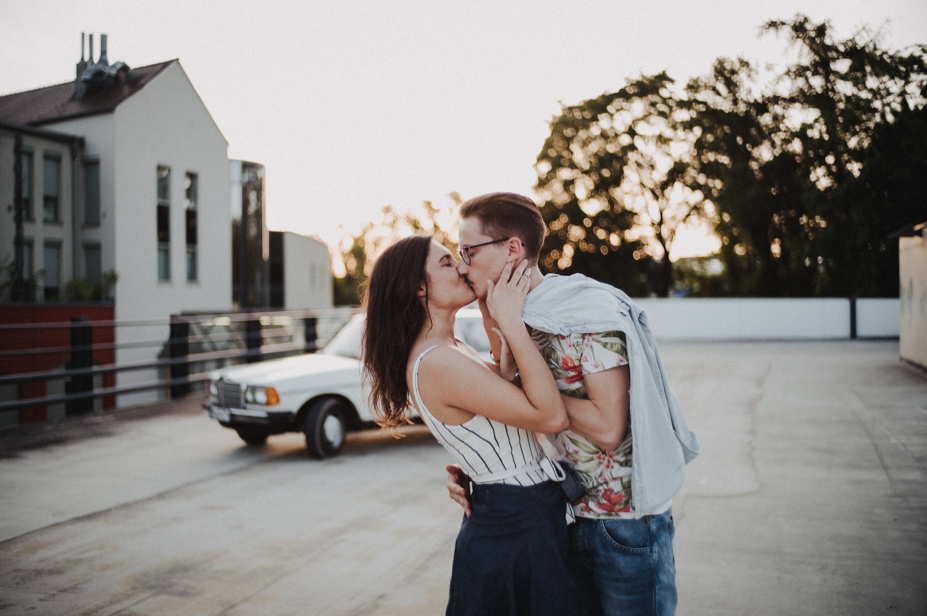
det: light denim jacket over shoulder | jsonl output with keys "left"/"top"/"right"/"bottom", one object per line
{"left": 522, "top": 273, "right": 700, "bottom": 514}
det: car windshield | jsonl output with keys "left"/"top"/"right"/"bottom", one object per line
{"left": 323, "top": 314, "right": 364, "bottom": 359}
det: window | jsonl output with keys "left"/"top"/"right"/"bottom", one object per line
{"left": 19, "top": 150, "right": 34, "bottom": 221}
{"left": 43, "top": 241, "right": 61, "bottom": 301}
{"left": 85, "top": 160, "right": 100, "bottom": 226}
{"left": 157, "top": 166, "right": 170, "bottom": 281}
{"left": 84, "top": 244, "right": 102, "bottom": 283}
{"left": 22, "top": 239, "right": 35, "bottom": 302}
{"left": 22, "top": 239, "right": 34, "bottom": 280}
{"left": 185, "top": 173, "right": 198, "bottom": 282}
{"left": 43, "top": 154, "right": 61, "bottom": 223}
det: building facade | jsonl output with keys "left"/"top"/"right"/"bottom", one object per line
{"left": 1, "top": 35, "right": 232, "bottom": 407}
{"left": 270, "top": 231, "right": 333, "bottom": 311}
{"left": 1, "top": 34, "right": 333, "bottom": 415}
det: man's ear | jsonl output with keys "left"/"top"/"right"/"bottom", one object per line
{"left": 417, "top": 282, "right": 427, "bottom": 298}
{"left": 506, "top": 237, "right": 525, "bottom": 260}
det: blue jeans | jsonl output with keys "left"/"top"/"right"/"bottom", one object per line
{"left": 568, "top": 509, "right": 677, "bottom": 616}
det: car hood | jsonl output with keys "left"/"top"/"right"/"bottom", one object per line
{"left": 209, "top": 353, "right": 361, "bottom": 386}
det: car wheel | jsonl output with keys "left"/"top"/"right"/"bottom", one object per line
{"left": 304, "top": 397, "right": 347, "bottom": 459}
{"left": 235, "top": 426, "right": 270, "bottom": 445}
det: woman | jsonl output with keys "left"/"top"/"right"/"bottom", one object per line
{"left": 363, "top": 235, "right": 587, "bottom": 616}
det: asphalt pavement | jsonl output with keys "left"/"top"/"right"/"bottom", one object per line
{"left": 0, "top": 340, "right": 925, "bottom": 615}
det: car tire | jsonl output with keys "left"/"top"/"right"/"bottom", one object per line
{"left": 304, "top": 397, "right": 348, "bottom": 459}
{"left": 235, "top": 426, "right": 270, "bottom": 445}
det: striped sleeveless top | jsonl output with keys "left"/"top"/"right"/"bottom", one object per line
{"left": 411, "top": 345, "right": 551, "bottom": 486}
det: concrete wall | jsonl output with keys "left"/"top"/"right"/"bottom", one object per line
{"left": 635, "top": 297, "right": 899, "bottom": 341}
{"left": 900, "top": 232, "right": 927, "bottom": 369}
{"left": 281, "top": 231, "right": 333, "bottom": 310}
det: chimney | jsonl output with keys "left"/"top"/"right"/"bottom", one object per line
{"left": 89, "top": 34, "right": 94, "bottom": 64}
{"left": 99, "top": 34, "right": 109, "bottom": 66}
{"left": 73, "top": 33, "right": 89, "bottom": 99}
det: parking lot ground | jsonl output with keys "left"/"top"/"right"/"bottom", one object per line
{"left": 1, "top": 340, "right": 925, "bottom": 615}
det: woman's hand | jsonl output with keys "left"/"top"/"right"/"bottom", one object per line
{"left": 485, "top": 260, "right": 531, "bottom": 329}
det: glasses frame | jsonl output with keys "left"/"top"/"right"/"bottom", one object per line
{"left": 457, "top": 237, "right": 512, "bottom": 265}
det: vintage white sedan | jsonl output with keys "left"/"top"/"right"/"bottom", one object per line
{"left": 205, "top": 309, "right": 490, "bottom": 458}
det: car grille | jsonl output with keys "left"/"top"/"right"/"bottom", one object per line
{"left": 216, "top": 380, "right": 244, "bottom": 408}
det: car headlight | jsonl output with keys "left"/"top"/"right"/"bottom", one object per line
{"left": 208, "top": 379, "right": 219, "bottom": 398}
{"left": 244, "top": 386, "right": 280, "bottom": 406}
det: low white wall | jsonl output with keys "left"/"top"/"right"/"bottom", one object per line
{"left": 856, "top": 299, "right": 902, "bottom": 338}
{"left": 634, "top": 297, "right": 899, "bottom": 341}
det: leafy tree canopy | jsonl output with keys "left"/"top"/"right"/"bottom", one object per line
{"left": 536, "top": 14, "right": 927, "bottom": 297}
{"left": 333, "top": 195, "right": 461, "bottom": 305}
{"left": 536, "top": 72, "right": 708, "bottom": 296}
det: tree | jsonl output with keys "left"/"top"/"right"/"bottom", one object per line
{"left": 686, "top": 15, "right": 927, "bottom": 296}
{"left": 764, "top": 16, "right": 927, "bottom": 296}
{"left": 332, "top": 195, "right": 461, "bottom": 305}
{"left": 0, "top": 256, "right": 42, "bottom": 302}
{"left": 684, "top": 57, "right": 818, "bottom": 296}
{"left": 535, "top": 73, "right": 708, "bottom": 296}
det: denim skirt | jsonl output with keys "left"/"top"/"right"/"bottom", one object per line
{"left": 446, "top": 480, "right": 585, "bottom": 616}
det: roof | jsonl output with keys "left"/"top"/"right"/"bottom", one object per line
{"left": 0, "top": 120, "right": 85, "bottom": 144}
{"left": 0, "top": 61, "right": 174, "bottom": 126}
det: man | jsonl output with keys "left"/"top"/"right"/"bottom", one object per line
{"left": 447, "top": 192, "right": 699, "bottom": 616}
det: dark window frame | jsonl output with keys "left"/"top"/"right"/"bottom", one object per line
{"left": 84, "top": 158, "right": 101, "bottom": 226}
{"left": 43, "top": 239, "right": 62, "bottom": 302}
{"left": 42, "top": 152, "right": 62, "bottom": 224}
{"left": 157, "top": 165, "right": 171, "bottom": 282}
{"left": 18, "top": 147, "right": 34, "bottom": 222}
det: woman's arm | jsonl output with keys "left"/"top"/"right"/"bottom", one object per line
{"left": 416, "top": 261, "right": 567, "bottom": 434}
{"left": 484, "top": 260, "right": 567, "bottom": 428}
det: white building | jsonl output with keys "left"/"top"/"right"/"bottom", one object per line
{"left": 272, "top": 231, "right": 333, "bottom": 311}
{"left": 1, "top": 35, "right": 231, "bottom": 406}
{"left": 1, "top": 35, "right": 333, "bottom": 410}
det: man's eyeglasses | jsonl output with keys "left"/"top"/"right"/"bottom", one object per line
{"left": 457, "top": 238, "right": 511, "bottom": 265}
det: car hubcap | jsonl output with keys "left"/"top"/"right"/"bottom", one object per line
{"left": 323, "top": 414, "right": 344, "bottom": 448}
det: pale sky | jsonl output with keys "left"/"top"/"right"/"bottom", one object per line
{"left": 3, "top": 0, "right": 925, "bottom": 262}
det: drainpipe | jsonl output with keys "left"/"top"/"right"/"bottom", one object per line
{"left": 70, "top": 139, "right": 81, "bottom": 281}
{"left": 12, "top": 133, "right": 25, "bottom": 301}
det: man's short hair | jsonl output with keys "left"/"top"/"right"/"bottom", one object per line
{"left": 459, "top": 192, "right": 546, "bottom": 263}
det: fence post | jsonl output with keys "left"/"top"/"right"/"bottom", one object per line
{"left": 169, "top": 317, "right": 190, "bottom": 398}
{"left": 245, "top": 318, "right": 263, "bottom": 363}
{"left": 304, "top": 317, "right": 318, "bottom": 353}
{"left": 849, "top": 297, "right": 857, "bottom": 340}
{"left": 66, "top": 316, "right": 94, "bottom": 415}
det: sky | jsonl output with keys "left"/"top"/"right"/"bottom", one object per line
{"left": 2, "top": 0, "right": 926, "bottom": 264}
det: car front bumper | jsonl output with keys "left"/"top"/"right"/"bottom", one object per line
{"left": 203, "top": 403, "right": 296, "bottom": 430}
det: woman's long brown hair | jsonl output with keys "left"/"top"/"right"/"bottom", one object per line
{"left": 362, "top": 235, "right": 432, "bottom": 429}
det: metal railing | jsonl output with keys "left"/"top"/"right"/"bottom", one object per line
{"left": 0, "top": 307, "right": 360, "bottom": 418}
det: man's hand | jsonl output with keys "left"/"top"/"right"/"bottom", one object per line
{"left": 445, "top": 464, "right": 472, "bottom": 517}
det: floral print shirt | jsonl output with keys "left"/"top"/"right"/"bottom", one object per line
{"left": 529, "top": 328, "right": 634, "bottom": 519}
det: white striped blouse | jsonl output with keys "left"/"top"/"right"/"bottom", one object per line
{"left": 411, "top": 345, "right": 549, "bottom": 487}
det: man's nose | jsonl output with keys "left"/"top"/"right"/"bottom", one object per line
{"left": 456, "top": 260, "right": 469, "bottom": 276}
